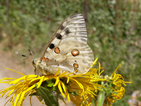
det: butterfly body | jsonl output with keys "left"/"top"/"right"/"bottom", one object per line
{"left": 32, "top": 14, "right": 94, "bottom": 75}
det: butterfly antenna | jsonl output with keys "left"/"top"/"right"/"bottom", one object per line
{"left": 28, "top": 49, "right": 34, "bottom": 60}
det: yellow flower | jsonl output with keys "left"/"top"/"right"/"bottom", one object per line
{"left": 0, "top": 59, "right": 131, "bottom": 106}
{"left": 104, "top": 64, "right": 132, "bottom": 105}
{"left": 0, "top": 59, "right": 105, "bottom": 106}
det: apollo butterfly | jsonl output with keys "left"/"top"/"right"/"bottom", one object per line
{"left": 32, "top": 14, "right": 94, "bottom": 75}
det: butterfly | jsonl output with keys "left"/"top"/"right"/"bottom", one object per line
{"left": 32, "top": 13, "right": 94, "bottom": 75}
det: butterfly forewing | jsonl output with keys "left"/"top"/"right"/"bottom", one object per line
{"left": 36, "top": 13, "right": 94, "bottom": 75}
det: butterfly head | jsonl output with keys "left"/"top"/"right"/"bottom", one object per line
{"left": 32, "top": 58, "right": 42, "bottom": 75}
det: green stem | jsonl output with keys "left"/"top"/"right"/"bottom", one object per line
{"left": 97, "top": 82, "right": 105, "bottom": 106}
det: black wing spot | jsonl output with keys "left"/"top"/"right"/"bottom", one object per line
{"left": 56, "top": 33, "right": 62, "bottom": 40}
{"left": 49, "top": 43, "right": 55, "bottom": 49}
{"left": 60, "top": 25, "right": 65, "bottom": 30}
{"left": 66, "top": 29, "right": 70, "bottom": 34}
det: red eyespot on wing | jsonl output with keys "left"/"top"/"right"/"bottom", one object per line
{"left": 73, "top": 63, "right": 79, "bottom": 72}
{"left": 71, "top": 49, "right": 79, "bottom": 56}
{"left": 54, "top": 47, "right": 60, "bottom": 54}
{"left": 73, "top": 63, "right": 79, "bottom": 69}
{"left": 42, "top": 57, "right": 46, "bottom": 61}
{"left": 46, "top": 58, "right": 49, "bottom": 62}
{"left": 42, "top": 57, "right": 49, "bottom": 62}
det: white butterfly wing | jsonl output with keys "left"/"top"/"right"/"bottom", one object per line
{"left": 38, "top": 14, "right": 94, "bottom": 75}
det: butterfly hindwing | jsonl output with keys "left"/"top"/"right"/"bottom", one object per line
{"left": 37, "top": 14, "right": 94, "bottom": 75}
{"left": 61, "top": 41, "right": 94, "bottom": 74}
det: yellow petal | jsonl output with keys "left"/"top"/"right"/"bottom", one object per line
{"left": 14, "top": 93, "right": 20, "bottom": 106}
{"left": 67, "top": 77, "right": 69, "bottom": 83}
{"left": 67, "top": 93, "right": 70, "bottom": 102}
{"left": 53, "top": 77, "right": 59, "bottom": 86}
{"left": 54, "top": 68, "right": 61, "bottom": 76}
{"left": 36, "top": 76, "right": 44, "bottom": 88}
{"left": 70, "top": 78, "right": 84, "bottom": 93}
{"left": 61, "top": 82, "right": 67, "bottom": 94}
{"left": 5, "top": 68, "right": 25, "bottom": 76}
{"left": 58, "top": 82, "right": 65, "bottom": 98}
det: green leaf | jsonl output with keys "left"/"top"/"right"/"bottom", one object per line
{"left": 37, "top": 86, "right": 59, "bottom": 106}
{"left": 47, "top": 82, "right": 54, "bottom": 87}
